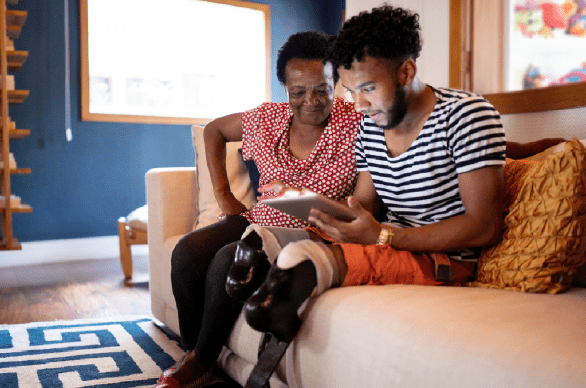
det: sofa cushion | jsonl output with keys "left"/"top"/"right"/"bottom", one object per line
{"left": 221, "top": 285, "right": 586, "bottom": 388}
{"left": 239, "top": 149, "right": 261, "bottom": 198}
{"left": 126, "top": 204, "right": 148, "bottom": 231}
{"left": 191, "top": 125, "right": 257, "bottom": 230}
{"left": 471, "top": 139, "right": 586, "bottom": 293}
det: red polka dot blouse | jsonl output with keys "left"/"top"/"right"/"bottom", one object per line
{"left": 241, "top": 97, "right": 362, "bottom": 228}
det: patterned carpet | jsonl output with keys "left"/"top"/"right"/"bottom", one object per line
{"left": 0, "top": 316, "right": 184, "bottom": 387}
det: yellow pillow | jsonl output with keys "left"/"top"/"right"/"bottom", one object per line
{"left": 470, "top": 138, "right": 586, "bottom": 294}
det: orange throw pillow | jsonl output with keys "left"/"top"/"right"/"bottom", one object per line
{"left": 470, "top": 139, "right": 586, "bottom": 293}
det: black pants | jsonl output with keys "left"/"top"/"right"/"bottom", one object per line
{"left": 170, "top": 215, "right": 250, "bottom": 363}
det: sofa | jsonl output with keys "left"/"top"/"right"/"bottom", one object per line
{"left": 147, "top": 116, "right": 586, "bottom": 387}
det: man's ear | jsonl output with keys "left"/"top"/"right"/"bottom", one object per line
{"left": 398, "top": 58, "right": 417, "bottom": 86}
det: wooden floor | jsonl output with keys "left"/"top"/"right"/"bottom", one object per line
{"left": 0, "top": 252, "right": 152, "bottom": 325}
{"left": 0, "top": 244, "right": 244, "bottom": 387}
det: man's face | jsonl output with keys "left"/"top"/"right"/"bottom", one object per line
{"left": 338, "top": 56, "right": 407, "bottom": 129}
{"left": 285, "top": 58, "right": 335, "bottom": 127}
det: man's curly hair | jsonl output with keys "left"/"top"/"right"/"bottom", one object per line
{"left": 329, "top": 5, "right": 422, "bottom": 71}
{"left": 276, "top": 31, "right": 338, "bottom": 85}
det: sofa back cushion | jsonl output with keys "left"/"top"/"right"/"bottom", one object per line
{"left": 471, "top": 139, "right": 586, "bottom": 293}
{"left": 191, "top": 125, "right": 257, "bottom": 230}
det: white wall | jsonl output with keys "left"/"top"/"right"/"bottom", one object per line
{"left": 345, "top": 0, "right": 450, "bottom": 88}
{"left": 500, "top": 108, "right": 586, "bottom": 143}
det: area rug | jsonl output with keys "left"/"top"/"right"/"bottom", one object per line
{"left": 0, "top": 316, "right": 184, "bottom": 388}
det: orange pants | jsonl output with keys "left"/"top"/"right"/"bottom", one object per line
{"left": 339, "top": 243, "right": 475, "bottom": 287}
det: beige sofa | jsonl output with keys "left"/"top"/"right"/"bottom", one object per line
{"left": 147, "top": 120, "right": 586, "bottom": 387}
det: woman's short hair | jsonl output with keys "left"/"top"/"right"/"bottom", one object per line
{"left": 328, "top": 5, "right": 422, "bottom": 71}
{"left": 276, "top": 31, "right": 336, "bottom": 85}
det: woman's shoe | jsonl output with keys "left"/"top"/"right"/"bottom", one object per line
{"left": 156, "top": 367, "right": 223, "bottom": 387}
{"left": 243, "top": 260, "right": 316, "bottom": 343}
{"left": 225, "top": 234, "right": 271, "bottom": 301}
{"left": 156, "top": 351, "right": 223, "bottom": 388}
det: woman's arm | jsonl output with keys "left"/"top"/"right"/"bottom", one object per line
{"left": 203, "top": 113, "right": 248, "bottom": 216}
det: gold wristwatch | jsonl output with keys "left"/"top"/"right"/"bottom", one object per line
{"left": 377, "top": 227, "right": 395, "bottom": 246}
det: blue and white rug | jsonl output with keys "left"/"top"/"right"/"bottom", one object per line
{"left": 0, "top": 316, "right": 184, "bottom": 388}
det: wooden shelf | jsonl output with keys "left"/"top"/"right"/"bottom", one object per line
{"left": 8, "top": 128, "right": 29, "bottom": 138}
{"left": 2, "top": 1, "right": 30, "bottom": 250}
{"left": 3, "top": 167, "right": 31, "bottom": 174}
{"left": 7, "top": 49, "right": 27, "bottom": 72}
{"left": 6, "top": 10, "right": 26, "bottom": 27}
{"left": 6, "top": 10, "right": 25, "bottom": 39}
{"left": 0, "top": 204, "right": 32, "bottom": 213}
{"left": 0, "top": 240, "right": 22, "bottom": 250}
{"left": 3, "top": 89, "right": 29, "bottom": 104}
{"left": 6, "top": 24, "right": 19, "bottom": 39}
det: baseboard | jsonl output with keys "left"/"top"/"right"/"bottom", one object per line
{"left": 0, "top": 235, "right": 149, "bottom": 269}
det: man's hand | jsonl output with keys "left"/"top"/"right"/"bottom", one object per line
{"left": 308, "top": 196, "right": 382, "bottom": 244}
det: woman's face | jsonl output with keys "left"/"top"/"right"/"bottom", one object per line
{"left": 285, "top": 58, "right": 335, "bottom": 127}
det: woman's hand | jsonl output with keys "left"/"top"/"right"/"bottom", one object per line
{"left": 215, "top": 189, "right": 248, "bottom": 217}
{"left": 308, "top": 196, "right": 382, "bottom": 245}
{"left": 258, "top": 180, "right": 312, "bottom": 200}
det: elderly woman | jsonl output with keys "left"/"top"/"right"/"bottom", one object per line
{"left": 157, "top": 31, "right": 362, "bottom": 388}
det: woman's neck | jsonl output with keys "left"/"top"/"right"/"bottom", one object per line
{"left": 288, "top": 119, "right": 328, "bottom": 160}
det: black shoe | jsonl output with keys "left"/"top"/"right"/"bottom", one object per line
{"left": 243, "top": 260, "right": 316, "bottom": 343}
{"left": 225, "top": 234, "right": 271, "bottom": 302}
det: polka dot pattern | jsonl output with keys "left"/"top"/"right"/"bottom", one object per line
{"left": 241, "top": 98, "right": 362, "bottom": 228}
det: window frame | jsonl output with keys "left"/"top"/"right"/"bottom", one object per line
{"left": 79, "top": 0, "right": 271, "bottom": 125}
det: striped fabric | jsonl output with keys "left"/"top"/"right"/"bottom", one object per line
{"left": 356, "top": 86, "right": 506, "bottom": 261}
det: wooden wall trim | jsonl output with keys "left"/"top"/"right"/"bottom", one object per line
{"left": 484, "top": 82, "right": 586, "bottom": 115}
{"left": 448, "top": 0, "right": 461, "bottom": 89}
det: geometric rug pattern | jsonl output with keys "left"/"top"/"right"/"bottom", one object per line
{"left": 0, "top": 316, "right": 184, "bottom": 388}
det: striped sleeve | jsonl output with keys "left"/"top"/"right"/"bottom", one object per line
{"left": 443, "top": 93, "right": 506, "bottom": 174}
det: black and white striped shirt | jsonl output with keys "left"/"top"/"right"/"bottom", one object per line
{"left": 356, "top": 86, "right": 506, "bottom": 261}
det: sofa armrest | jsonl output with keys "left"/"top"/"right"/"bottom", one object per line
{"left": 146, "top": 167, "right": 199, "bottom": 244}
{"left": 147, "top": 167, "right": 198, "bottom": 327}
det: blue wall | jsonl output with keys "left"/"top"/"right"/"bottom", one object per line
{"left": 7, "top": 0, "right": 344, "bottom": 242}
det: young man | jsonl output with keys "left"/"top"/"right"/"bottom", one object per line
{"left": 238, "top": 6, "right": 507, "bottom": 385}
{"left": 242, "top": 3, "right": 506, "bottom": 339}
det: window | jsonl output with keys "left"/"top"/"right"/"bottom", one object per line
{"left": 80, "top": 0, "right": 270, "bottom": 125}
{"left": 450, "top": 0, "right": 586, "bottom": 114}
{"left": 507, "top": 0, "right": 586, "bottom": 91}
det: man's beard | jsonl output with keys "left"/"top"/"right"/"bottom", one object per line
{"left": 381, "top": 83, "right": 408, "bottom": 130}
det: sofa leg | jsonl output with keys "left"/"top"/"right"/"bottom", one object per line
{"left": 118, "top": 217, "right": 133, "bottom": 280}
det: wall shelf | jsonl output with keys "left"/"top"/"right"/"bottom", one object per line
{"left": 8, "top": 128, "right": 29, "bottom": 139}
{"left": 0, "top": 204, "right": 32, "bottom": 213}
{"left": 6, "top": 89, "right": 28, "bottom": 104}
{"left": 7, "top": 167, "right": 31, "bottom": 174}
{"left": 5, "top": 9, "right": 25, "bottom": 39}
{"left": 8, "top": 49, "right": 27, "bottom": 72}
{"left": 1, "top": 0, "right": 30, "bottom": 250}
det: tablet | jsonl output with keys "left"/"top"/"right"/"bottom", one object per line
{"left": 262, "top": 193, "right": 356, "bottom": 222}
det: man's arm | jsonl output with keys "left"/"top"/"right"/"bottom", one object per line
{"left": 309, "top": 165, "right": 504, "bottom": 251}
{"left": 390, "top": 165, "right": 504, "bottom": 251}
{"left": 350, "top": 170, "right": 381, "bottom": 216}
